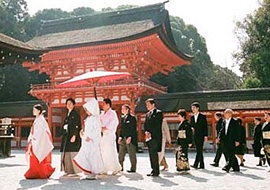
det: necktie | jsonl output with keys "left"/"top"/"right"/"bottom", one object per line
{"left": 148, "top": 111, "right": 152, "bottom": 118}
{"left": 124, "top": 115, "right": 127, "bottom": 122}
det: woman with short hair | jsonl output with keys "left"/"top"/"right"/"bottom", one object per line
{"left": 175, "top": 109, "right": 193, "bottom": 172}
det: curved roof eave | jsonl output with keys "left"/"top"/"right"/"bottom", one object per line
{"left": 0, "top": 33, "right": 48, "bottom": 54}
{"left": 47, "top": 25, "right": 192, "bottom": 62}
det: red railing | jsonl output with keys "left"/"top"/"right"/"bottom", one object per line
{"left": 30, "top": 78, "right": 167, "bottom": 93}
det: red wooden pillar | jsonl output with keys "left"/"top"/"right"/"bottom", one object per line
{"left": 211, "top": 112, "right": 216, "bottom": 150}
{"left": 17, "top": 119, "right": 22, "bottom": 148}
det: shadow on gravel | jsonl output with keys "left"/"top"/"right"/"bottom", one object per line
{"left": 0, "top": 163, "right": 25, "bottom": 168}
{"left": 195, "top": 168, "right": 227, "bottom": 176}
{"left": 18, "top": 179, "right": 49, "bottom": 190}
{"left": 151, "top": 175, "right": 179, "bottom": 188}
{"left": 121, "top": 172, "right": 144, "bottom": 181}
{"left": 230, "top": 171, "right": 265, "bottom": 180}
{"left": 159, "top": 170, "right": 208, "bottom": 183}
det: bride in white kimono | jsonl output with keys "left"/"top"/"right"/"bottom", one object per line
{"left": 73, "top": 98, "right": 104, "bottom": 179}
{"left": 100, "top": 98, "right": 122, "bottom": 175}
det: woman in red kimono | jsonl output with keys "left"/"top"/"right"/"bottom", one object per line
{"left": 24, "top": 104, "right": 55, "bottom": 179}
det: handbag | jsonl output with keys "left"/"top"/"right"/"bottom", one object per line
{"left": 260, "top": 147, "right": 265, "bottom": 155}
{"left": 178, "top": 130, "right": 186, "bottom": 139}
{"left": 263, "top": 131, "right": 270, "bottom": 139}
{"left": 263, "top": 144, "right": 270, "bottom": 158}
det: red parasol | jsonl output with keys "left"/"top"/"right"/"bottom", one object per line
{"left": 58, "top": 70, "right": 131, "bottom": 99}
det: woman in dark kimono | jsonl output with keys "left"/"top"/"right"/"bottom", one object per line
{"left": 235, "top": 118, "right": 247, "bottom": 166}
{"left": 60, "top": 98, "right": 82, "bottom": 176}
{"left": 175, "top": 109, "right": 193, "bottom": 172}
{"left": 252, "top": 117, "right": 266, "bottom": 166}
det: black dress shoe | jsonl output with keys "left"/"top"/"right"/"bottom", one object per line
{"left": 127, "top": 170, "right": 136, "bottom": 173}
{"left": 146, "top": 172, "right": 153, "bottom": 176}
{"left": 191, "top": 165, "right": 198, "bottom": 169}
{"left": 177, "top": 168, "right": 190, "bottom": 172}
{"left": 233, "top": 169, "right": 240, "bottom": 172}
{"left": 222, "top": 167, "right": 230, "bottom": 173}
{"left": 146, "top": 173, "right": 159, "bottom": 177}
{"left": 210, "top": 163, "right": 219, "bottom": 167}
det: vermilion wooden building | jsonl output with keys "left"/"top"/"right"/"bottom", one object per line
{"left": 22, "top": 3, "right": 192, "bottom": 145}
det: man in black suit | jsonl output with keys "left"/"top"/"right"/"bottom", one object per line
{"left": 190, "top": 102, "right": 208, "bottom": 169}
{"left": 144, "top": 98, "right": 163, "bottom": 177}
{"left": 210, "top": 112, "right": 228, "bottom": 167}
{"left": 220, "top": 108, "right": 240, "bottom": 173}
{"left": 118, "top": 104, "right": 138, "bottom": 173}
{"left": 262, "top": 112, "right": 270, "bottom": 169}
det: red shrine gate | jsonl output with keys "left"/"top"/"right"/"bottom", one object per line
{"left": 22, "top": 4, "right": 192, "bottom": 145}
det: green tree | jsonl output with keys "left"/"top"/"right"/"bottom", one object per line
{"left": 102, "top": 5, "right": 138, "bottom": 12}
{"left": 71, "top": 7, "right": 95, "bottom": 16}
{"left": 242, "top": 76, "right": 262, "bottom": 88}
{"left": 24, "top": 8, "right": 70, "bottom": 40}
{"left": 234, "top": 0, "right": 270, "bottom": 88}
{"left": 0, "top": 64, "right": 47, "bottom": 101}
{"left": 151, "top": 16, "right": 240, "bottom": 92}
{"left": 0, "top": 0, "right": 28, "bottom": 40}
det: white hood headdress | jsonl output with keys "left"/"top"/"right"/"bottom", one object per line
{"left": 83, "top": 98, "right": 100, "bottom": 116}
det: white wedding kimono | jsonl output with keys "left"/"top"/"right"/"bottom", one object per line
{"left": 100, "top": 108, "right": 122, "bottom": 174}
{"left": 73, "top": 98, "right": 104, "bottom": 174}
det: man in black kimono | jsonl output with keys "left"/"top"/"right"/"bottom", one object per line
{"left": 60, "top": 98, "right": 82, "bottom": 176}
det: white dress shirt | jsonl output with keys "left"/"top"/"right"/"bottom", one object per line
{"left": 194, "top": 113, "right": 199, "bottom": 123}
{"left": 225, "top": 118, "right": 231, "bottom": 135}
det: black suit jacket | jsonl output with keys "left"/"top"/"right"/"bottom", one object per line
{"left": 190, "top": 113, "right": 208, "bottom": 145}
{"left": 216, "top": 118, "right": 224, "bottom": 138}
{"left": 253, "top": 123, "right": 262, "bottom": 145}
{"left": 60, "top": 109, "right": 82, "bottom": 152}
{"left": 144, "top": 108, "right": 163, "bottom": 152}
{"left": 219, "top": 118, "right": 240, "bottom": 150}
{"left": 120, "top": 114, "right": 138, "bottom": 146}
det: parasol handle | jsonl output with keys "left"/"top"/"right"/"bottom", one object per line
{"left": 93, "top": 86, "right": 97, "bottom": 100}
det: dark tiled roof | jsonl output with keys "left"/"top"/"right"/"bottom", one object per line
{"left": 135, "top": 88, "right": 270, "bottom": 112}
{"left": 0, "top": 33, "right": 45, "bottom": 52}
{"left": 39, "top": 3, "right": 166, "bottom": 35}
{"left": 0, "top": 33, "right": 48, "bottom": 65}
{"left": 0, "top": 100, "right": 46, "bottom": 118}
{"left": 27, "top": 20, "right": 155, "bottom": 48}
{"left": 26, "top": 3, "right": 178, "bottom": 49}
